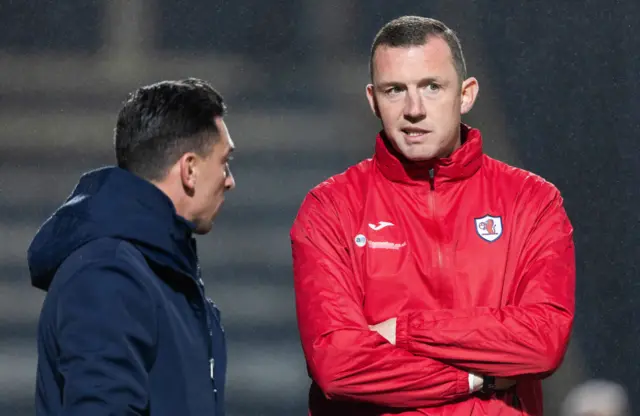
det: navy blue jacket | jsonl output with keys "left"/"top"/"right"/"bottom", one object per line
{"left": 28, "top": 167, "right": 226, "bottom": 416}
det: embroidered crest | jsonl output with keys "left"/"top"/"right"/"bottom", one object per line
{"left": 475, "top": 215, "right": 503, "bottom": 242}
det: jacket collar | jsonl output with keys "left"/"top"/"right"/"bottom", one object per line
{"left": 373, "top": 124, "right": 483, "bottom": 186}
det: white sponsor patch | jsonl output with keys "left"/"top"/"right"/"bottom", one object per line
{"left": 367, "top": 240, "right": 407, "bottom": 250}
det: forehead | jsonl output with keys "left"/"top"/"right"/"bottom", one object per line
{"left": 372, "top": 37, "right": 456, "bottom": 83}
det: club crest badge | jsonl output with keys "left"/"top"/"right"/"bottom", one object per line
{"left": 475, "top": 215, "right": 503, "bottom": 242}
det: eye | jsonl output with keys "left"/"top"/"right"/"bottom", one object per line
{"left": 426, "top": 83, "right": 441, "bottom": 92}
{"left": 384, "top": 86, "right": 403, "bottom": 96}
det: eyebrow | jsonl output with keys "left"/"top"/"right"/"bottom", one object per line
{"left": 376, "top": 77, "right": 446, "bottom": 89}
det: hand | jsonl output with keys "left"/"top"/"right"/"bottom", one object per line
{"left": 369, "top": 317, "right": 397, "bottom": 345}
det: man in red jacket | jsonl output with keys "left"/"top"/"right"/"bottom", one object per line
{"left": 290, "top": 15, "right": 575, "bottom": 416}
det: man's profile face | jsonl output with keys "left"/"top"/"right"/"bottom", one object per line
{"left": 190, "top": 117, "right": 236, "bottom": 234}
{"left": 366, "top": 36, "right": 476, "bottom": 161}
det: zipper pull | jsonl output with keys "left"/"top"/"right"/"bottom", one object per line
{"left": 209, "top": 358, "right": 215, "bottom": 380}
{"left": 428, "top": 168, "right": 435, "bottom": 190}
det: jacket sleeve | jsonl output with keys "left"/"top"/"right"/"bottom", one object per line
{"left": 395, "top": 188, "right": 575, "bottom": 378}
{"left": 291, "top": 190, "right": 471, "bottom": 408}
{"left": 55, "top": 259, "right": 156, "bottom": 415}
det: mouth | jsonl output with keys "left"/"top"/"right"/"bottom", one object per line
{"left": 401, "top": 127, "right": 431, "bottom": 142}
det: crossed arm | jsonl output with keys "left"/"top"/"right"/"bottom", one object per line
{"left": 292, "top": 192, "right": 475, "bottom": 408}
{"left": 370, "top": 190, "right": 575, "bottom": 379}
{"left": 292, "top": 188, "right": 574, "bottom": 408}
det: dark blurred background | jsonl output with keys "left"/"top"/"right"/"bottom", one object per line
{"left": 0, "top": 1, "right": 638, "bottom": 415}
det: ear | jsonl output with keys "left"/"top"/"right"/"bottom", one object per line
{"left": 460, "top": 77, "right": 479, "bottom": 115}
{"left": 366, "top": 84, "right": 381, "bottom": 118}
{"left": 178, "top": 152, "right": 198, "bottom": 194}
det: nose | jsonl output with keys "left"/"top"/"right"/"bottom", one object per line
{"left": 225, "top": 171, "right": 236, "bottom": 191}
{"left": 404, "top": 90, "right": 426, "bottom": 122}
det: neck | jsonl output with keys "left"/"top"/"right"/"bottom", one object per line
{"left": 442, "top": 136, "right": 462, "bottom": 159}
{"left": 440, "top": 124, "right": 463, "bottom": 158}
{"left": 151, "top": 179, "right": 193, "bottom": 223}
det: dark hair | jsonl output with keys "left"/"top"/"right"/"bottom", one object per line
{"left": 370, "top": 16, "right": 467, "bottom": 83}
{"left": 114, "top": 78, "right": 227, "bottom": 181}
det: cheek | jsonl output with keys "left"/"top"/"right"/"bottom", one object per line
{"left": 446, "top": 94, "right": 462, "bottom": 113}
{"left": 200, "top": 173, "right": 223, "bottom": 200}
{"left": 431, "top": 98, "right": 459, "bottom": 121}
{"left": 214, "top": 172, "right": 227, "bottom": 194}
{"left": 378, "top": 101, "right": 403, "bottom": 124}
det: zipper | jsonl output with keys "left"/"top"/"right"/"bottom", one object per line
{"left": 189, "top": 237, "right": 221, "bottom": 413}
{"left": 196, "top": 267, "right": 218, "bottom": 402}
{"left": 428, "top": 168, "right": 443, "bottom": 269}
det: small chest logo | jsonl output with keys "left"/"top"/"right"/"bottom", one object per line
{"left": 475, "top": 215, "right": 503, "bottom": 242}
{"left": 354, "top": 234, "right": 367, "bottom": 247}
{"left": 368, "top": 221, "right": 394, "bottom": 231}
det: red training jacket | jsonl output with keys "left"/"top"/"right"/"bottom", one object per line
{"left": 290, "top": 125, "right": 575, "bottom": 415}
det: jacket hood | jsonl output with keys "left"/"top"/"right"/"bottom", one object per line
{"left": 28, "top": 166, "right": 198, "bottom": 291}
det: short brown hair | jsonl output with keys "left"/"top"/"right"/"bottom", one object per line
{"left": 370, "top": 16, "right": 467, "bottom": 83}
{"left": 115, "top": 78, "right": 227, "bottom": 181}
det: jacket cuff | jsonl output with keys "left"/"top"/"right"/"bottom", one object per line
{"left": 457, "top": 370, "right": 472, "bottom": 395}
{"left": 395, "top": 313, "right": 410, "bottom": 350}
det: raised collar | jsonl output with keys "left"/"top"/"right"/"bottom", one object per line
{"left": 373, "top": 124, "right": 483, "bottom": 187}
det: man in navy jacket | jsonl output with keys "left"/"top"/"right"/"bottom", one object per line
{"left": 27, "top": 78, "right": 236, "bottom": 415}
